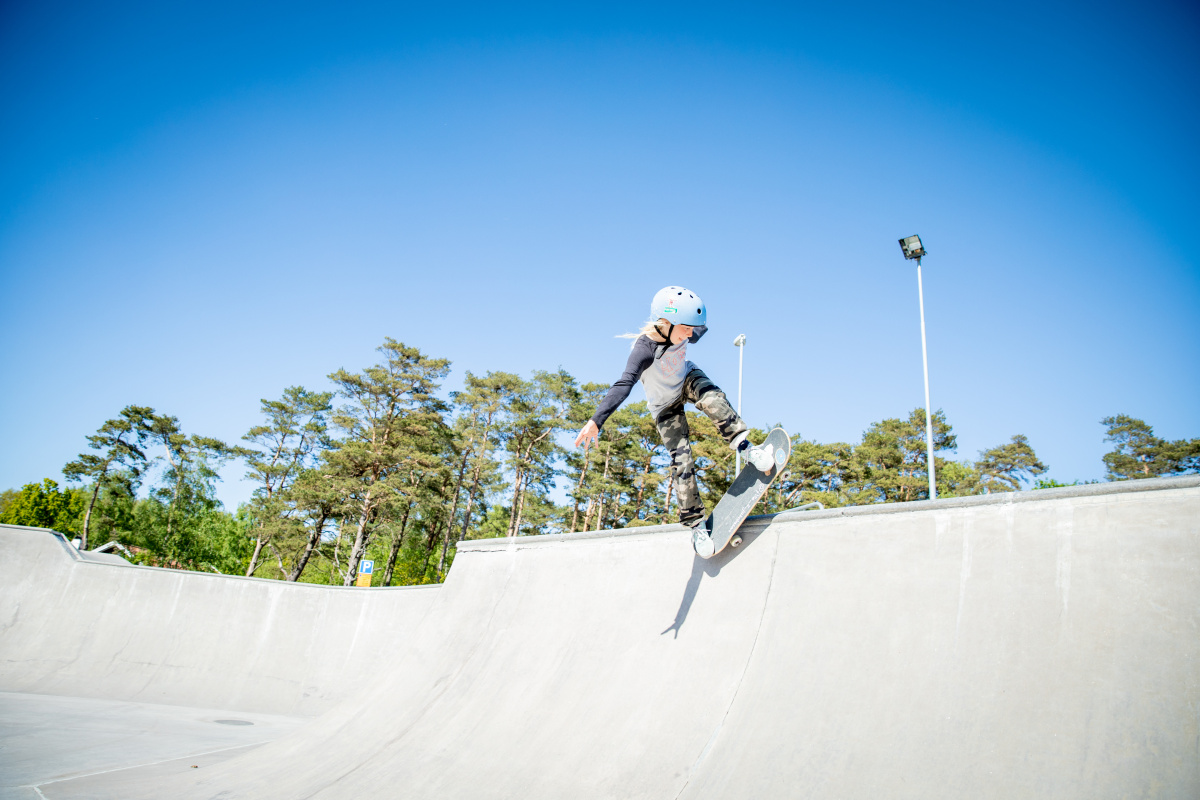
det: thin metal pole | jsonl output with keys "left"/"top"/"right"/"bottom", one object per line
{"left": 738, "top": 342, "right": 744, "bottom": 415}
{"left": 735, "top": 335, "right": 745, "bottom": 473}
{"left": 916, "top": 260, "right": 936, "bottom": 500}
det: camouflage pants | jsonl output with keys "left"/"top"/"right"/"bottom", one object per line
{"left": 656, "top": 368, "right": 748, "bottom": 526}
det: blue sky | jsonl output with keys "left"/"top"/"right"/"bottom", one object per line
{"left": 2, "top": 0, "right": 1197, "bottom": 508}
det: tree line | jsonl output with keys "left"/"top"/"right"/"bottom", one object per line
{"left": 2, "top": 338, "right": 1197, "bottom": 586}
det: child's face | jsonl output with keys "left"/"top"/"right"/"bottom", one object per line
{"left": 670, "top": 324, "right": 694, "bottom": 344}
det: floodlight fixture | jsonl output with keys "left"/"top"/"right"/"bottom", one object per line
{"left": 899, "top": 234, "right": 926, "bottom": 261}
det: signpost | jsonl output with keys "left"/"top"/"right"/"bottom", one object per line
{"left": 356, "top": 560, "right": 375, "bottom": 588}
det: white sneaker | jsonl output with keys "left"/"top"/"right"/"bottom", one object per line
{"left": 692, "top": 526, "right": 716, "bottom": 558}
{"left": 743, "top": 443, "right": 775, "bottom": 473}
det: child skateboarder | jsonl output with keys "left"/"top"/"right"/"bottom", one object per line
{"left": 573, "top": 286, "right": 776, "bottom": 544}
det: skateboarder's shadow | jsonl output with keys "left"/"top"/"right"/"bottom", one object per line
{"left": 660, "top": 528, "right": 762, "bottom": 639}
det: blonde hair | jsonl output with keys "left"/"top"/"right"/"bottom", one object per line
{"left": 617, "top": 318, "right": 669, "bottom": 342}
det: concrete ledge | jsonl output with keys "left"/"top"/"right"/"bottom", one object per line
{"left": 458, "top": 474, "right": 1200, "bottom": 551}
{"left": 0, "top": 525, "right": 435, "bottom": 592}
{"left": 749, "top": 473, "right": 1200, "bottom": 526}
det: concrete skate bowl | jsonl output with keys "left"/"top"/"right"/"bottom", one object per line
{"left": 1, "top": 477, "right": 1197, "bottom": 799}
{"left": 0, "top": 525, "right": 440, "bottom": 717}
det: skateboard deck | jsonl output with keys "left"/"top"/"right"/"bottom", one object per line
{"left": 692, "top": 426, "right": 791, "bottom": 558}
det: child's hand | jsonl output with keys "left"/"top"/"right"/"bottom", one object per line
{"left": 574, "top": 420, "right": 599, "bottom": 448}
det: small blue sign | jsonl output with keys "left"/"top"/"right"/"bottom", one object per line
{"left": 360, "top": 560, "right": 374, "bottom": 575}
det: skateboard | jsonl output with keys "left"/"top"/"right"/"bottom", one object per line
{"left": 692, "top": 426, "right": 791, "bottom": 559}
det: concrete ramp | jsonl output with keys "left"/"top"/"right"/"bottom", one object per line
{"left": 0, "top": 525, "right": 439, "bottom": 716}
{"left": 2, "top": 478, "right": 1198, "bottom": 798}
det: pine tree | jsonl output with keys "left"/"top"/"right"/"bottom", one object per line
{"left": 62, "top": 405, "right": 154, "bottom": 549}
{"left": 854, "top": 408, "right": 956, "bottom": 502}
{"left": 437, "top": 372, "right": 523, "bottom": 564}
{"left": 284, "top": 467, "right": 340, "bottom": 582}
{"left": 242, "top": 386, "right": 333, "bottom": 577}
{"left": 324, "top": 338, "right": 450, "bottom": 585}
{"left": 773, "top": 438, "right": 858, "bottom": 510}
{"left": 624, "top": 402, "right": 669, "bottom": 525}
{"left": 499, "top": 369, "right": 578, "bottom": 537}
{"left": 1101, "top": 415, "right": 1199, "bottom": 479}
{"left": 975, "top": 434, "right": 1047, "bottom": 492}
{"left": 142, "top": 413, "right": 245, "bottom": 568}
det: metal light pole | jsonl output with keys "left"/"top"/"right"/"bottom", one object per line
{"left": 734, "top": 334, "right": 746, "bottom": 473}
{"left": 899, "top": 235, "right": 937, "bottom": 500}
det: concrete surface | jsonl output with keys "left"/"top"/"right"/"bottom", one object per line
{"left": 1, "top": 477, "right": 1197, "bottom": 798}
{"left": 0, "top": 692, "right": 304, "bottom": 800}
{"left": 0, "top": 525, "right": 439, "bottom": 716}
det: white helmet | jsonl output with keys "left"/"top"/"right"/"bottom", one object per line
{"left": 650, "top": 286, "right": 707, "bottom": 327}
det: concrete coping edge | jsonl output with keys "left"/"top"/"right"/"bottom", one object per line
{"left": 457, "top": 474, "right": 1200, "bottom": 551}
{"left": 0, "top": 524, "right": 441, "bottom": 592}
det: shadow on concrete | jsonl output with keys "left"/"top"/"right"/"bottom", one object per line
{"left": 660, "top": 526, "right": 766, "bottom": 638}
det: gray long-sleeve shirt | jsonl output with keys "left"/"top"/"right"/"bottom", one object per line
{"left": 590, "top": 333, "right": 700, "bottom": 429}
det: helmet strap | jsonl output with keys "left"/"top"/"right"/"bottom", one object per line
{"left": 653, "top": 320, "right": 676, "bottom": 359}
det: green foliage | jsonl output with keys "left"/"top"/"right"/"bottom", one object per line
{"left": 51, "top": 406, "right": 247, "bottom": 571}
{"left": 472, "top": 504, "right": 513, "bottom": 540}
{"left": 241, "top": 386, "right": 334, "bottom": 580}
{"left": 854, "top": 408, "right": 956, "bottom": 503}
{"left": 935, "top": 460, "right": 983, "bottom": 498}
{"left": 1101, "top": 414, "right": 1200, "bottom": 480}
{"left": 191, "top": 507, "right": 255, "bottom": 574}
{"left": 497, "top": 369, "right": 578, "bottom": 537}
{"left": 0, "top": 479, "right": 85, "bottom": 533}
{"left": 975, "top": 434, "right": 1048, "bottom": 492}
{"left": 324, "top": 338, "right": 452, "bottom": 585}
{"left": 62, "top": 405, "right": 154, "bottom": 549}
{"left": 766, "top": 438, "right": 859, "bottom": 510}
{"left": 1033, "top": 478, "right": 1099, "bottom": 489}
{"left": 133, "top": 411, "right": 246, "bottom": 570}
{"left": 76, "top": 475, "right": 140, "bottom": 545}
{"left": 0, "top": 489, "right": 17, "bottom": 519}
{"left": 763, "top": 412, "right": 1053, "bottom": 508}
{"left": 123, "top": 498, "right": 250, "bottom": 573}
{"left": 450, "top": 371, "right": 523, "bottom": 543}
{"left": 566, "top": 396, "right": 676, "bottom": 530}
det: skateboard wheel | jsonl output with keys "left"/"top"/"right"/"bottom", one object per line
{"left": 731, "top": 535, "right": 742, "bottom": 548}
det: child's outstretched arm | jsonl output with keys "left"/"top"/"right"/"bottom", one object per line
{"left": 573, "top": 337, "right": 656, "bottom": 448}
